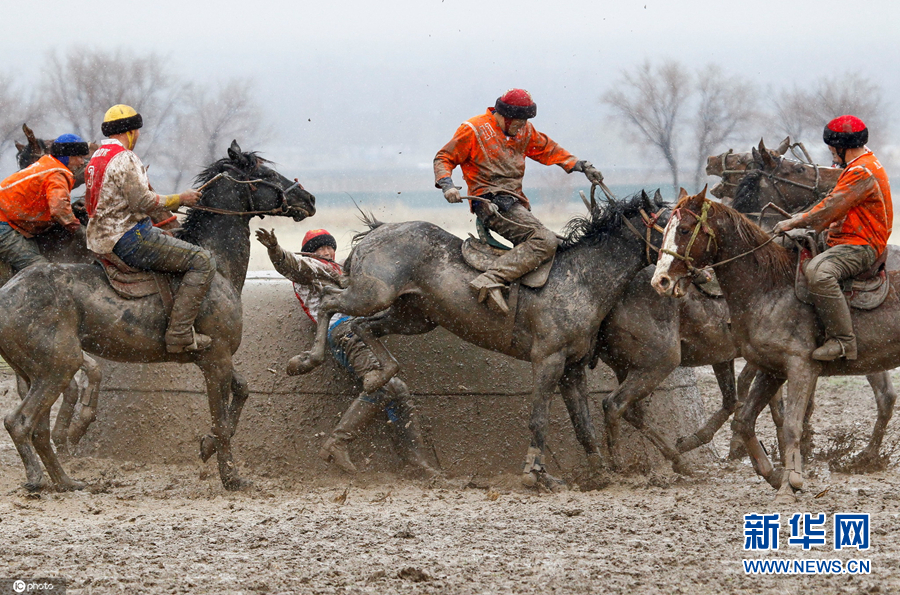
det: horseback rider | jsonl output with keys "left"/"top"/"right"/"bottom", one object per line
{"left": 256, "top": 227, "right": 440, "bottom": 478}
{"left": 773, "top": 115, "right": 892, "bottom": 361}
{"left": 0, "top": 134, "right": 89, "bottom": 273}
{"left": 434, "top": 88, "right": 605, "bottom": 313}
{"left": 85, "top": 104, "right": 214, "bottom": 353}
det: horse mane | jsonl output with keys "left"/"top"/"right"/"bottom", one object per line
{"left": 559, "top": 192, "right": 652, "bottom": 251}
{"left": 677, "top": 195, "right": 793, "bottom": 289}
{"left": 177, "top": 151, "right": 269, "bottom": 241}
{"left": 732, "top": 170, "right": 762, "bottom": 214}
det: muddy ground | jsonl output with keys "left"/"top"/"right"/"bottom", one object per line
{"left": 1, "top": 367, "right": 898, "bottom": 594}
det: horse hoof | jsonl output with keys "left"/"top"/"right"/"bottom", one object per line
{"left": 675, "top": 435, "right": 701, "bottom": 454}
{"left": 521, "top": 472, "right": 538, "bottom": 488}
{"left": 539, "top": 472, "right": 567, "bottom": 493}
{"left": 199, "top": 435, "right": 216, "bottom": 462}
{"left": 766, "top": 468, "right": 785, "bottom": 489}
{"left": 671, "top": 457, "right": 694, "bottom": 477}
{"left": 774, "top": 484, "right": 796, "bottom": 505}
{"left": 287, "top": 354, "right": 319, "bottom": 376}
{"left": 55, "top": 478, "right": 86, "bottom": 492}
{"left": 362, "top": 365, "right": 397, "bottom": 394}
{"left": 223, "top": 476, "right": 253, "bottom": 491}
{"left": 23, "top": 476, "right": 50, "bottom": 493}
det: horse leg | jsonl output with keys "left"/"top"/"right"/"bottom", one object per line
{"left": 31, "top": 402, "right": 85, "bottom": 491}
{"left": 522, "top": 351, "right": 567, "bottom": 491}
{"left": 67, "top": 354, "right": 102, "bottom": 448}
{"left": 197, "top": 357, "right": 249, "bottom": 491}
{"left": 848, "top": 372, "right": 896, "bottom": 471}
{"left": 558, "top": 363, "right": 610, "bottom": 488}
{"left": 290, "top": 276, "right": 398, "bottom": 376}
{"left": 677, "top": 360, "right": 737, "bottom": 454}
{"left": 602, "top": 364, "right": 689, "bottom": 474}
{"left": 731, "top": 371, "right": 784, "bottom": 487}
{"left": 51, "top": 376, "right": 80, "bottom": 456}
{"left": 774, "top": 368, "right": 818, "bottom": 504}
{"left": 728, "top": 362, "right": 758, "bottom": 459}
{"left": 349, "top": 320, "right": 400, "bottom": 394}
{"left": 5, "top": 371, "right": 77, "bottom": 491}
{"left": 200, "top": 366, "right": 250, "bottom": 463}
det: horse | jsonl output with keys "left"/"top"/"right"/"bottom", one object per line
{"left": 709, "top": 142, "right": 897, "bottom": 470}
{"left": 0, "top": 140, "right": 316, "bottom": 492}
{"left": 651, "top": 188, "right": 900, "bottom": 503}
{"left": 282, "top": 191, "right": 686, "bottom": 489}
{"left": 6, "top": 123, "right": 101, "bottom": 456}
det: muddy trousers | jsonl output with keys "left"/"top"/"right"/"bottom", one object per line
{"left": 113, "top": 219, "right": 216, "bottom": 347}
{"left": 472, "top": 195, "right": 558, "bottom": 284}
{"left": 805, "top": 244, "right": 876, "bottom": 360}
{"left": 321, "top": 318, "right": 438, "bottom": 475}
{"left": 0, "top": 222, "right": 48, "bottom": 277}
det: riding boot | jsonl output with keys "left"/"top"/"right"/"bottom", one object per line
{"left": 165, "top": 280, "right": 213, "bottom": 353}
{"left": 388, "top": 399, "right": 441, "bottom": 479}
{"left": 319, "top": 398, "right": 381, "bottom": 473}
{"left": 810, "top": 294, "right": 857, "bottom": 361}
{"left": 469, "top": 271, "right": 510, "bottom": 314}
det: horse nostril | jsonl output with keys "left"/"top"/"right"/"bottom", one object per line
{"left": 659, "top": 277, "right": 670, "bottom": 289}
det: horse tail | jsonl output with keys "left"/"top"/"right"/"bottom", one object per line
{"left": 351, "top": 209, "right": 384, "bottom": 246}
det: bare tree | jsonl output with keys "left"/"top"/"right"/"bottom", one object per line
{"left": 0, "top": 72, "right": 45, "bottom": 167}
{"left": 772, "top": 72, "right": 887, "bottom": 149}
{"left": 604, "top": 60, "right": 691, "bottom": 192}
{"left": 160, "top": 79, "right": 271, "bottom": 190}
{"left": 40, "top": 47, "right": 183, "bottom": 163}
{"left": 692, "top": 64, "right": 759, "bottom": 190}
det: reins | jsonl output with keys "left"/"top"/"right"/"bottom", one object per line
{"left": 186, "top": 172, "right": 303, "bottom": 217}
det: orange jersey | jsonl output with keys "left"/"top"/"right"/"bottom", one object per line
{"left": 798, "top": 151, "right": 893, "bottom": 255}
{"left": 0, "top": 155, "right": 79, "bottom": 237}
{"left": 434, "top": 109, "right": 578, "bottom": 210}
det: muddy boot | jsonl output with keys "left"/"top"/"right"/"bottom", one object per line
{"left": 389, "top": 400, "right": 441, "bottom": 479}
{"left": 166, "top": 280, "right": 213, "bottom": 353}
{"left": 469, "top": 272, "right": 509, "bottom": 314}
{"left": 810, "top": 295, "right": 856, "bottom": 361}
{"left": 319, "top": 398, "right": 380, "bottom": 473}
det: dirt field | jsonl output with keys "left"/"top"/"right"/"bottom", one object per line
{"left": 1, "top": 367, "right": 898, "bottom": 595}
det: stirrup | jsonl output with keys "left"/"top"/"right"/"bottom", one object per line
{"left": 166, "top": 330, "right": 212, "bottom": 353}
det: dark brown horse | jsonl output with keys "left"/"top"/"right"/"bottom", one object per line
{"left": 709, "top": 142, "right": 897, "bottom": 469}
{"left": 651, "top": 189, "right": 900, "bottom": 503}
{"left": 1, "top": 141, "right": 315, "bottom": 492}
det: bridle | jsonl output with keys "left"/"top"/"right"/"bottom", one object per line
{"left": 621, "top": 204, "right": 669, "bottom": 266}
{"left": 661, "top": 200, "right": 779, "bottom": 276}
{"left": 714, "top": 146, "right": 828, "bottom": 211}
{"left": 188, "top": 167, "right": 307, "bottom": 217}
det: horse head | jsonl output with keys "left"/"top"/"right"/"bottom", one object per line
{"left": 707, "top": 137, "right": 792, "bottom": 201}
{"left": 195, "top": 140, "right": 316, "bottom": 221}
{"left": 651, "top": 187, "right": 720, "bottom": 297}
{"left": 15, "top": 124, "right": 53, "bottom": 170}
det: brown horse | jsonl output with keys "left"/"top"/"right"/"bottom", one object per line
{"left": 709, "top": 142, "right": 897, "bottom": 469}
{"left": 1, "top": 141, "right": 315, "bottom": 492}
{"left": 651, "top": 189, "right": 900, "bottom": 503}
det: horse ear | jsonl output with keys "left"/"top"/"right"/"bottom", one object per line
{"left": 698, "top": 184, "right": 708, "bottom": 200}
{"left": 775, "top": 137, "right": 791, "bottom": 155}
{"left": 23, "top": 123, "right": 40, "bottom": 152}
{"left": 653, "top": 189, "right": 664, "bottom": 207}
{"left": 640, "top": 189, "right": 652, "bottom": 211}
{"left": 227, "top": 140, "right": 243, "bottom": 162}
{"left": 678, "top": 188, "right": 688, "bottom": 200}
{"left": 15, "top": 142, "right": 24, "bottom": 152}
{"left": 751, "top": 146, "right": 762, "bottom": 164}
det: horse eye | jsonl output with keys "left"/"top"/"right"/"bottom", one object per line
{"left": 678, "top": 227, "right": 690, "bottom": 235}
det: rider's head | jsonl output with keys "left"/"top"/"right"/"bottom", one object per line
{"left": 50, "top": 133, "right": 89, "bottom": 171}
{"left": 823, "top": 115, "right": 867, "bottom": 167}
{"left": 494, "top": 88, "right": 536, "bottom": 137}
{"left": 302, "top": 229, "right": 337, "bottom": 261}
{"left": 102, "top": 104, "right": 143, "bottom": 150}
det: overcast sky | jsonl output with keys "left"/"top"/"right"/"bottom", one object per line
{"left": 4, "top": 0, "right": 899, "bottom": 191}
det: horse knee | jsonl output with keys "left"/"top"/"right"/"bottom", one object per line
{"left": 731, "top": 417, "right": 753, "bottom": 440}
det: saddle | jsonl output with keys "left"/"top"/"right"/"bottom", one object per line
{"left": 461, "top": 219, "right": 555, "bottom": 289}
{"left": 792, "top": 232, "right": 889, "bottom": 311}
{"left": 96, "top": 252, "right": 175, "bottom": 312}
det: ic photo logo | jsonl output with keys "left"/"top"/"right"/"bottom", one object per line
{"left": 2, "top": 578, "right": 64, "bottom": 595}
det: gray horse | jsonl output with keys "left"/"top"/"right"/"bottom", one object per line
{"left": 0, "top": 141, "right": 315, "bottom": 492}
{"left": 287, "top": 191, "right": 672, "bottom": 489}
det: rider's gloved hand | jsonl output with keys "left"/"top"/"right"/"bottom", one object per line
{"left": 255, "top": 228, "right": 279, "bottom": 249}
{"left": 772, "top": 217, "right": 800, "bottom": 235}
{"left": 179, "top": 189, "right": 202, "bottom": 206}
{"left": 573, "top": 160, "right": 604, "bottom": 185}
{"left": 437, "top": 177, "right": 463, "bottom": 204}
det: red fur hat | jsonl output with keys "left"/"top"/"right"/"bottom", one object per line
{"left": 824, "top": 115, "right": 868, "bottom": 148}
{"left": 301, "top": 229, "right": 336, "bottom": 253}
{"left": 495, "top": 89, "right": 537, "bottom": 120}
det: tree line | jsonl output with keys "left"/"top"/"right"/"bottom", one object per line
{"left": 0, "top": 48, "right": 269, "bottom": 193}
{"left": 603, "top": 60, "right": 889, "bottom": 193}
